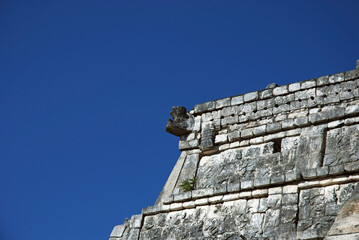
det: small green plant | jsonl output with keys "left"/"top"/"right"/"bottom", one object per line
{"left": 179, "top": 176, "right": 198, "bottom": 192}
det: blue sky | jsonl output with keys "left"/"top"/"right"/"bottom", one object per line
{"left": 1, "top": 1, "right": 359, "bottom": 240}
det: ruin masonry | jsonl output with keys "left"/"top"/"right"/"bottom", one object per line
{"left": 110, "top": 60, "right": 359, "bottom": 240}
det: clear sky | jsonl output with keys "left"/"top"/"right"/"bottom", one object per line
{"left": 1, "top": 1, "right": 359, "bottom": 240}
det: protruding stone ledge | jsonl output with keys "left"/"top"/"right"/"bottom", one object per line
{"left": 140, "top": 174, "right": 359, "bottom": 217}
{"left": 162, "top": 172, "right": 359, "bottom": 207}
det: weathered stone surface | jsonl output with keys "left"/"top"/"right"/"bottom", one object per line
{"left": 111, "top": 61, "right": 359, "bottom": 240}
{"left": 326, "top": 183, "right": 359, "bottom": 238}
{"left": 165, "top": 106, "right": 194, "bottom": 136}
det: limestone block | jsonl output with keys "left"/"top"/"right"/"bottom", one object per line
{"left": 218, "top": 143, "right": 230, "bottom": 151}
{"left": 301, "top": 169, "right": 317, "bottom": 180}
{"left": 329, "top": 165, "right": 345, "bottom": 176}
{"left": 221, "top": 106, "right": 239, "bottom": 117}
{"left": 344, "top": 162, "right": 359, "bottom": 172}
{"left": 239, "top": 191, "right": 252, "bottom": 198}
{"left": 294, "top": 116, "right": 309, "bottom": 127}
{"left": 227, "top": 182, "right": 240, "bottom": 192}
{"left": 270, "top": 175, "right": 285, "bottom": 185}
{"left": 173, "top": 192, "right": 192, "bottom": 202}
{"left": 241, "top": 180, "right": 254, "bottom": 190}
{"left": 110, "top": 225, "right": 126, "bottom": 237}
{"left": 244, "top": 91, "right": 259, "bottom": 102}
{"left": 241, "top": 128, "right": 254, "bottom": 139}
{"left": 194, "top": 101, "right": 216, "bottom": 113}
{"left": 254, "top": 177, "right": 270, "bottom": 187}
{"left": 266, "top": 122, "right": 282, "bottom": 133}
{"left": 194, "top": 198, "right": 208, "bottom": 206}
{"left": 268, "top": 187, "right": 282, "bottom": 195}
{"left": 273, "top": 85, "right": 289, "bottom": 96}
{"left": 179, "top": 139, "right": 199, "bottom": 150}
{"left": 346, "top": 105, "right": 359, "bottom": 117}
{"left": 208, "top": 195, "right": 223, "bottom": 204}
{"left": 231, "top": 95, "right": 244, "bottom": 105}
{"left": 252, "top": 189, "right": 268, "bottom": 198}
{"left": 215, "top": 98, "right": 231, "bottom": 109}
{"left": 253, "top": 125, "right": 266, "bottom": 136}
{"left": 345, "top": 69, "right": 359, "bottom": 80}
{"left": 317, "top": 166, "right": 329, "bottom": 177}
{"left": 317, "top": 75, "right": 329, "bottom": 86}
{"left": 221, "top": 115, "right": 238, "bottom": 126}
{"left": 214, "top": 184, "right": 227, "bottom": 195}
{"left": 182, "top": 201, "right": 195, "bottom": 209}
{"left": 169, "top": 203, "right": 183, "bottom": 211}
{"left": 283, "top": 185, "right": 298, "bottom": 194}
{"left": 250, "top": 136, "right": 263, "bottom": 145}
{"left": 260, "top": 89, "right": 273, "bottom": 99}
{"left": 301, "top": 79, "right": 316, "bottom": 89}
{"left": 282, "top": 194, "right": 298, "bottom": 205}
{"left": 228, "top": 130, "right": 240, "bottom": 142}
{"left": 223, "top": 193, "right": 240, "bottom": 201}
{"left": 193, "top": 116, "right": 201, "bottom": 132}
{"left": 241, "top": 102, "right": 257, "bottom": 114}
{"left": 215, "top": 134, "right": 228, "bottom": 144}
{"left": 309, "top": 112, "right": 328, "bottom": 124}
{"left": 282, "top": 118, "right": 295, "bottom": 130}
{"left": 289, "top": 82, "right": 301, "bottom": 92}
{"left": 192, "top": 188, "right": 214, "bottom": 198}
{"left": 329, "top": 73, "right": 344, "bottom": 84}
{"left": 130, "top": 214, "right": 142, "bottom": 228}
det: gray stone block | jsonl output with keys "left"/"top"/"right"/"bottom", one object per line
{"left": 194, "top": 101, "right": 216, "bottom": 113}
{"left": 266, "top": 83, "right": 278, "bottom": 89}
{"left": 282, "top": 119, "right": 295, "bottom": 130}
{"left": 254, "top": 177, "right": 270, "bottom": 187}
{"left": 309, "top": 112, "right": 328, "bottom": 124}
{"left": 329, "top": 165, "right": 345, "bottom": 175}
{"left": 273, "top": 85, "right": 289, "bottom": 96}
{"left": 221, "top": 115, "right": 238, "bottom": 126}
{"left": 231, "top": 95, "right": 244, "bottom": 105}
{"left": 260, "top": 89, "right": 273, "bottom": 99}
{"left": 173, "top": 192, "right": 192, "bottom": 202}
{"left": 213, "top": 184, "right": 227, "bottom": 195}
{"left": 241, "top": 180, "right": 254, "bottom": 190}
{"left": 294, "top": 116, "right": 309, "bottom": 127}
{"left": 344, "top": 162, "right": 359, "bottom": 172}
{"left": 192, "top": 188, "right": 214, "bottom": 198}
{"left": 301, "top": 79, "right": 316, "bottom": 89}
{"left": 241, "top": 128, "right": 254, "bottom": 139}
{"left": 199, "top": 138, "right": 214, "bottom": 150}
{"left": 110, "top": 225, "right": 126, "bottom": 237}
{"left": 228, "top": 130, "right": 241, "bottom": 142}
{"left": 345, "top": 105, "right": 359, "bottom": 117}
{"left": 282, "top": 194, "right": 298, "bottom": 205}
{"left": 227, "top": 182, "right": 240, "bottom": 192}
{"left": 345, "top": 69, "right": 359, "bottom": 80}
{"left": 317, "top": 75, "right": 329, "bottom": 86}
{"left": 270, "top": 175, "right": 285, "bottom": 185}
{"left": 329, "top": 73, "right": 344, "bottom": 84}
{"left": 266, "top": 122, "right": 282, "bottom": 133}
{"left": 253, "top": 125, "right": 266, "bottom": 136}
{"left": 316, "top": 166, "right": 329, "bottom": 177}
{"left": 244, "top": 91, "right": 259, "bottom": 102}
{"left": 301, "top": 169, "right": 317, "bottom": 180}
{"left": 288, "top": 82, "right": 300, "bottom": 92}
{"left": 215, "top": 98, "right": 231, "bottom": 109}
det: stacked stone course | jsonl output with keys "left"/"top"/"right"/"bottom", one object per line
{"left": 110, "top": 61, "right": 359, "bottom": 240}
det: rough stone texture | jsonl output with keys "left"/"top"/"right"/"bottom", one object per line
{"left": 110, "top": 61, "right": 359, "bottom": 240}
{"left": 325, "top": 183, "right": 359, "bottom": 239}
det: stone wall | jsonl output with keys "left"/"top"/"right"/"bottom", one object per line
{"left": 110, "top": 61, "right": 359, "bottom": 240}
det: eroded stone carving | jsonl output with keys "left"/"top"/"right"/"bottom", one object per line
{"left": 165, "top": 106, "right": 194, "bottom": 136}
